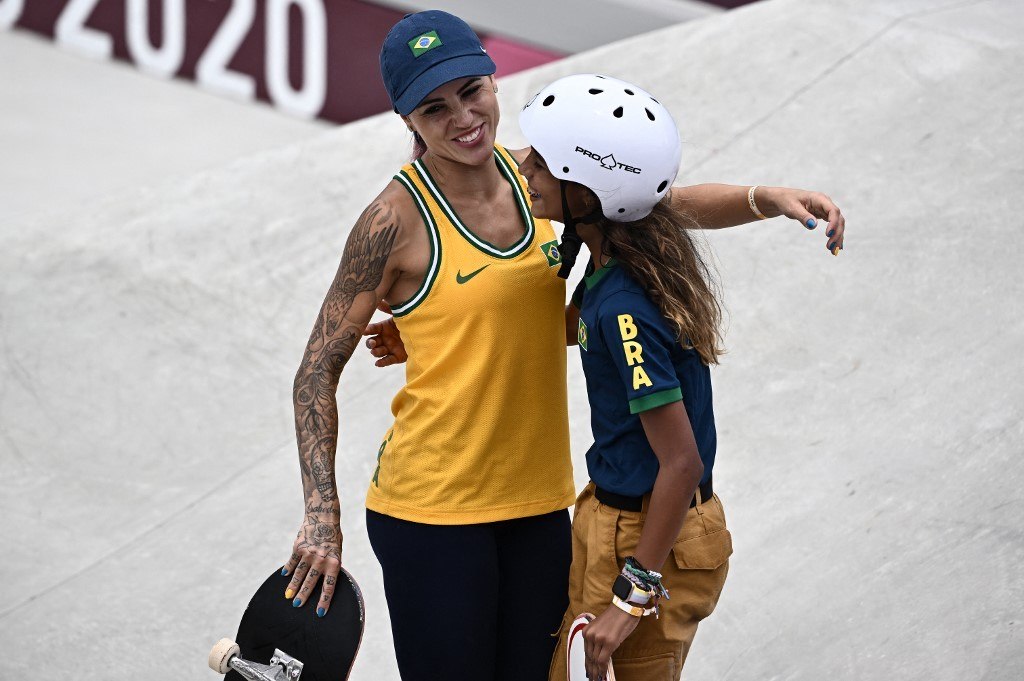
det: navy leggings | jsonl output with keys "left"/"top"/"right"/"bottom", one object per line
{"left": 366, "top": 508, "right": 572, "bottom": 681}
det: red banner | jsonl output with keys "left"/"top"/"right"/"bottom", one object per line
{"left": 4, "top": 0, "right": 544, "bottom": 124}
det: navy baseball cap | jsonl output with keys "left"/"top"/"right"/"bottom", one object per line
{"left": 380, "top": 10, "right": 496, "bottom": 116}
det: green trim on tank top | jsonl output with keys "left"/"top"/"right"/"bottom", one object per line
{"left": 411, "top": 148, "right": 535, "bottom": 259}
{"left": 390, "top": 170, "right": 442, "bottom": 317}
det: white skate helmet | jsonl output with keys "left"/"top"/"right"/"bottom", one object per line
{"left": 519, "top": 73, "right": 682, "bottom": 223}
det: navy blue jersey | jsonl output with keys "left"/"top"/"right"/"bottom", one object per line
{"left": 576, "top": 260, "right": 716, "bottom": 496}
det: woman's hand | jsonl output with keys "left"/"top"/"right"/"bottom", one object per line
{"left": 282, "top": 513, "right": 343, "bottom": 617}
{"left": 363, "top": 303, "right": 408, "bottom": 367}
{"left": 760, "top": 186, "right": 846, "bottom": 255}
{"left": 583, "top": 605, "right": 642, "bottom": 681}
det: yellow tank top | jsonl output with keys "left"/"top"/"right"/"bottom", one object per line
{"left": 365, "top": 146, "right": 575, "bottom": 524}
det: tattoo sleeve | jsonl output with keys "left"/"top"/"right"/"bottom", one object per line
{"left": 293, "top": 201, "right": 399, "bottom": 516}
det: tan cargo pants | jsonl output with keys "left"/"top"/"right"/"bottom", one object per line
{"left": 548, "top": 483, "right": 732, "bottom": 681}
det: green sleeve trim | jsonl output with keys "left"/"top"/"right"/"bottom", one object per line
{"left": 390, "top": 170, "right": 441, "bottom": 317}
{"left": 628, "top": 387, "right": 682, "bottom": 414}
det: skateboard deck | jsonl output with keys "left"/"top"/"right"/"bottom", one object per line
{"left": 209, "top": 567, "right": 364, "bottom": 681}
{"left": 567, "top": 613, "right": 616, "bottom": 681}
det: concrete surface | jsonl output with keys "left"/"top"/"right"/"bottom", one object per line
{"left": 370, "top": 0, "right": 722, "bottom": 52}
{"left": 1, "top": 0, "right": 1022, "bottom": 679}
{"left": 0, "top": 29, "right": 328, "bottom": 222}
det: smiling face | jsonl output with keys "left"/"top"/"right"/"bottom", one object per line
{"left": 518, "top": 147, "right": 595, "bottom": 223}
{"left": 404, "top": 76, "right": 499, "bottom": 167}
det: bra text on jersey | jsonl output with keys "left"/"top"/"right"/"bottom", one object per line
{"left": 618, "top": 314, "right": 653, "bottom": 390}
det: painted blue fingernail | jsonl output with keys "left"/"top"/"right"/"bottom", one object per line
{"left": 281, "top": 567, "right": 289, "bottom": 576}
{"left": 806, "top": 218, "right": 816, "bottom": 229}
{"left": 827, "top": 229, "right": 835, "bottom": 238}
{"left": 317, "top": 607, "right": 326, "bottom": 617}
{"left": 292, "top": 598, "right": 302, "bottom": 608}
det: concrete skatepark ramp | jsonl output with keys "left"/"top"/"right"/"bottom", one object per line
{"left": 2, "top": 0, "right": 1022, "bottom": 679}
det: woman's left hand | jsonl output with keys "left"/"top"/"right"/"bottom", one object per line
{"left": 761, "top": 186, "right": 846, "bottom": 255}
{"left": 583, "top": 606, "right": 642, "bottom": 681}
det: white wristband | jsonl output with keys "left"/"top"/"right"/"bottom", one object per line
{"left": 611, "top": 595, "right": 656, "bottom": 618}
{"left": 748, "top": 185, "right": 768, "bottom": 220}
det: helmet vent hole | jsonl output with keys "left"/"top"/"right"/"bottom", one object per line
{"left": 543, "top": 95, "right": 555, "bottom": 106}
{"left": 613, "top": 107, "right": 623, "bottom": 118}
{"left": 646, "top": 108, "right": 656, "bottom": 121}
{"left": 657, "top": 180, "right": 668, "bottom": 193}
{"left": 624, "top": 89, "right": 634, "bottom": 95}
{"left": 618, "top": 208, "right": 626, "bottom": 213}
{"left": 650, "top": 97, "right": 660, "bottom": 104}
{"left": 562, "top": 166, "right": 570, "bottom": 173}
{"left": 588, "top": 88, "right": 603, "bottom": 95}
{"left": 595, "top": 75, "right": 606, "bottom": 79}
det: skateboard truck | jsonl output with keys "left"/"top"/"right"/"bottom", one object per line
{"left": 209, "top": 638, "right": 304, "bottom": 681}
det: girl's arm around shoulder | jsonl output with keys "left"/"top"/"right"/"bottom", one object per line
{"left": 668, "top": 183, "right": 846, "bottom": 254}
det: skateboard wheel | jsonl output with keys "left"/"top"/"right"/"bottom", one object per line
{"left": 208, "top": 638, "right": 240, "bottom": 674}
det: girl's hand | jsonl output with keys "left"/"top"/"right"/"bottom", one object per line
{"left": 583, "top": 605, "right": 642, "bottom": 681}
{"left": 761, "top": 186, "right": 846, "bottom": 255}
{"left": 362, "top": 303, "right": 407, "bottom": 367}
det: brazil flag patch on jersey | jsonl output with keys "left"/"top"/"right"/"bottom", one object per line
{"left": 540, "top": 240, "right": 562, "bottom": 267}
{"left": 578, "top": 318, "right": 589, "bottom": 351}
{"left": 409, "top": 31, "right": 443, "bottom": 57}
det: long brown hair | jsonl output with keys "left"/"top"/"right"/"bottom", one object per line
{"left": 596, "top": 200, "right": 725, "bottom": 365}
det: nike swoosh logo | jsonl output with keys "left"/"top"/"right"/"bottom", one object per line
{"left": 456, "top": 264, "right": 490, "bottom": 284}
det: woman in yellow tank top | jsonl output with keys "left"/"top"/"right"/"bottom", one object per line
{"left": 278, "top": 10, "right": 846, "bottom": 680}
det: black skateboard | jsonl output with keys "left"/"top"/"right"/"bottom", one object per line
{"left": 209, "top": 568, "right": 364, "bottom": 681}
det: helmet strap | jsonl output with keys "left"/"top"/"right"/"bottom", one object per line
{"left": 556, "top": 180, "right": 603, "bottom": 280}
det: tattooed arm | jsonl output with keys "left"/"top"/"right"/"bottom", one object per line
{"left": 282, "top": 196, "right": 402, "bottom": 617}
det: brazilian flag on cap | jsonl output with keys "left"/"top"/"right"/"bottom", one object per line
{"left": 409, "top": 31, "right": 443, "bottom": 57}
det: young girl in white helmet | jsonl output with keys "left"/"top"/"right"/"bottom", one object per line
{"left": 516, "top": 74, "right": 752, "bottom": 681}
{"left": 357, "top": 49, "right": 847, "bottom": 675}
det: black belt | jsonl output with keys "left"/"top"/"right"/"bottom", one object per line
{"left": 595, "top": 477, "right": 713, "bottom": 512}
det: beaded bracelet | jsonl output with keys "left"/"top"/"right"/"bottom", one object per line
{"left": 624, "top": 557, "right": 670, "bottom": 601}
